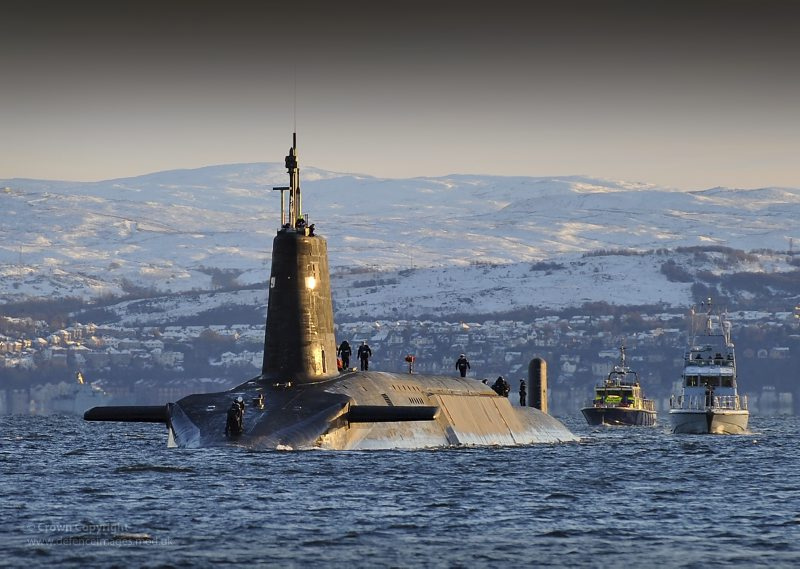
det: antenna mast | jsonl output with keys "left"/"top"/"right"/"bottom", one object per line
{"left": 274, "top": 64, "right": 300, "bottom": 230}
{"left": 287, "top": 133, "right": 300, "bottom": 226}
{"left": 272, "top": 133, "right": 301, "bottom": 230}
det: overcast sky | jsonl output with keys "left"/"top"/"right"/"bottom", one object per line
{"left": 2, "top": 0, "right": 799, "bottom": 189}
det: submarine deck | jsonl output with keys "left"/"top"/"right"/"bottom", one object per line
{"left": 169, "top": 371, "right": 577, "bottom": 449}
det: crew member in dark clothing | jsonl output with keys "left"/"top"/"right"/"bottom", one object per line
{"left": 492, "top": 376, "right": 510, "bottom": 397}
{"left": 357, "top": 341, "right": 372, "bottom": 371}
{"left": 519, "top": 379, "right": 527, "bottom": 406}
{"left": 225, "top": 399, "right": 244, "bottom": 437}
{"left": 337, "top": 340, "right": 352, "bottom": 369}
{"left": 455, "top": 354, "right": 471, "bottom": 377}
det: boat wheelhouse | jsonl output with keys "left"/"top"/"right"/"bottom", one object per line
{"left": 581, "top": 346, "right": 657, "bottom": 426}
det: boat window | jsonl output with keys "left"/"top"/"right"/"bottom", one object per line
{"left": 685, "top": 375, "right": 699, "bottom": 387}
{"left": 721, "top": 376, "right": 733, "bottom": 388}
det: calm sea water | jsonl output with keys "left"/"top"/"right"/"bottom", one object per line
{"left": 1, "top": 414, "right": 798, "bottom": 568}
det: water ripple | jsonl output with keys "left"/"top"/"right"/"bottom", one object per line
{"left": 114, "top": 464, "right": 196, "bottom": 474}
{"left": 1, "top": 415, "right": 798, "bottom": 567}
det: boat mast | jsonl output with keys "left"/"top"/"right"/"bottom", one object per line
{"left": 720, "top": 309, "right": 732, "bottom": 346}
{"left": 704, "top": 297, "right": 713, "bottom": 336}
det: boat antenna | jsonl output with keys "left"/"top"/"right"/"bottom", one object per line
{"left": 722, "top": 313, "right": 732, "bottom": 345}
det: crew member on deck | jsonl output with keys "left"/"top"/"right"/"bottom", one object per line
{"left": 357, "top": 341, "right": 373, "bottom": 371}
{"left": 337, "top": 340, "right": 352, "bottom": 369}
{"left": 455, "top": 354, "right": 471, "bottom": 377}
{"left": 492, "top": 376, "right": 510, "bottom": 397}
{"left": 225, "top": 399, "right": 244, "bottom": 437}
{"left": 519, "top": 379, "right": 527, "bottom": 406}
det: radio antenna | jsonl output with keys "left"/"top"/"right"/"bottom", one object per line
{"left": 293, "top": 62, "right": 297, "bottom": 134}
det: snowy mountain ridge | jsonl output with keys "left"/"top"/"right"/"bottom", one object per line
{"left": 1, "top": 164, "right": 798, "bottom": 315}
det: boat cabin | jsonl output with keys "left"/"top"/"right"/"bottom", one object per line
{"left": 682, "top": 343, "right": 736, "bottom": 390}
{"left": 592, "top": 384, "right": 640, "bottom": 407}
{"left": 591, "top": 364, "right": 648, "bottom": 409}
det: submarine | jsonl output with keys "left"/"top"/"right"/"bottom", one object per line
{"left": 85, "top": 134, "right": 577, "bottom": 449}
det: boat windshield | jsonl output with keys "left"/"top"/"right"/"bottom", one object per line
{"left": 685, "top": 375, "right": 734, "bottom": 388}
{"left": 594, "top": 388, "right": 636, "bottom": 405}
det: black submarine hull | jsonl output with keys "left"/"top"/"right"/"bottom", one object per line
{"left": 160, "top": 371, "right": 576, "bottom": 449}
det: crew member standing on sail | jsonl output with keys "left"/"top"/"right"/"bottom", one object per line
{"left": 357, "top": 341, "right": 372, "bottom": 371}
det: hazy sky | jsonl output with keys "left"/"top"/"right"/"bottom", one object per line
{"left": 3, "top": 0, "right": 799, "bottom": 189}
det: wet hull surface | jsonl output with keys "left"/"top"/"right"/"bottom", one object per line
{"left": 169, "top": 371, "right": 577, "bottom": 449}
{"left": 669, "top": 409, "right": 749, "bottom": 434}
{"left": 581, "top": 407, "right": 657, "bottom": 427}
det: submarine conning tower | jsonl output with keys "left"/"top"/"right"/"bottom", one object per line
{"left": 261, "top": 134, "right": 338, "bottom": 383}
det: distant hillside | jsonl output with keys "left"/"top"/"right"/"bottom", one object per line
{"left": 2, "top": 165, "right": 799, "bottom": 313}
{"left": 7, "top": 246, "right": 784, "bottom": 327}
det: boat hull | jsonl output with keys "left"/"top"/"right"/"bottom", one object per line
{"left": 669, "top": 409, "right": 749, "bottom": 434}
{"left": 581, "top": 406, "right": 657, "bottom": 427}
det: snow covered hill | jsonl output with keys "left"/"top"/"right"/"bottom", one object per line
{"left": 1, "top": 165, "right": 798, "bottom": 313}
{"left": 82, "top": 247, "right": 793, "bottom": 326}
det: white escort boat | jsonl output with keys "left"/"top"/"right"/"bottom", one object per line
{"left": 669, "top": 299, "right": 749, "bottom": 434}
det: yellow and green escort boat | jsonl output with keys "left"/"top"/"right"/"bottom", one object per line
{"left": 581, "top": 346, "right": 657, "bottom": 426}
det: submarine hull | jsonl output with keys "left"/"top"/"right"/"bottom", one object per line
{"left": 165, "top": 371, "right": 576, "bottom": 449}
